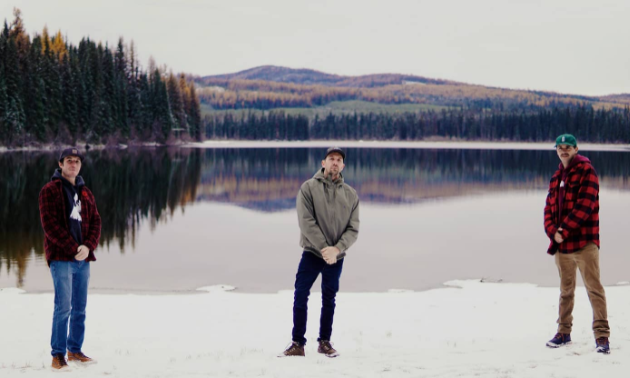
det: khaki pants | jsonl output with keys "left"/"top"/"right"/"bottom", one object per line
{"left": 555, "top": 242, "right": 610, "bottom": 338}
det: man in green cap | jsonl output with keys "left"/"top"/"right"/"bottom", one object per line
{"left": 543, "top": 134, "right": 610, "bottom": 354}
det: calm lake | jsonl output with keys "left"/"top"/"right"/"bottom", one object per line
{"left": 1, "top": 144, "right": 629, "bottom": 293}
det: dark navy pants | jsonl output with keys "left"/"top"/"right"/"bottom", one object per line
{"left": 292, "top": 251, "right": 344, "bottom": 345}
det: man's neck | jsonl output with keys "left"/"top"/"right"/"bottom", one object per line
{"left": 561, "top": 156, "right": 575, "bottom": 169}
{"left": 62, "top": 173, "right": 76, "bottom": 186}
{"left": 324, "top": 170, "right": 339, "bottom": 182}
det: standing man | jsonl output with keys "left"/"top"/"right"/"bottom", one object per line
{"left": 544, "top": 134, "right": 610, "bottom": 354}
{"left": 281, "top": 147, "right": 360, "bottom": 358}
{"left": 39, "top": 148, "right": 102, "bottom": 369}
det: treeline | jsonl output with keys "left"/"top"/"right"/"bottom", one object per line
{"left": 204, "top": 105, "right": 630, "bottom": 143}
{"left": 196, "top": 76, "right": 620, "bottom": 112}
{"left": 197, "top": 78, "right": 616, "bottom": 112}
{"left": 0, "top": 9, "right": 202, "bottom": 146}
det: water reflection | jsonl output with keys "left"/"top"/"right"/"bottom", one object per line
{"left": 1, "top": 147, "right": 629, "bottom": 289}
{"left": 199, "top": 148, "right": 630, "bottom": 210}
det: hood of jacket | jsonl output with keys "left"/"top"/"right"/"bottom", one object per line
{"left": 52, "top": 168, "right": 86, "bottom": 188}
{"left": 313, "top": 167, "right": 345, "bottom": 186}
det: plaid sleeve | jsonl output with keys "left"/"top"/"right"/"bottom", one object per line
{"left": 543, "top": 189, "right": 558, "bottom": 239}
{"left": 39, "top": 184, "right": 79, "bottom": 257}
{"left": 83, "top": 189, "right": 101, "bottom": 251}
{"left": 559, "top": 165, "right": 599, "bottom": 238}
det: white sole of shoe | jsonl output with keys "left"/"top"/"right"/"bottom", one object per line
{"left": 320, "top": 352, "right": 340, "bottom": 358}
{"left": 546, "top": 341, "right": 571, "bottom": 348}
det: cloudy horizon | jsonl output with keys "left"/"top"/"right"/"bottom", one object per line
{"left": 2, "top": 0, "right": 629, "bottom": 96}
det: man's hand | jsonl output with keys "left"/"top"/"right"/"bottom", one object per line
{"left": 75, "top": 245, "right": 90, "bottom": 261}
{"left": 554, "top": 230, "right": 564, "bottom": 244}
{"left": 321, "top": 246, "right": 340, "bottom": 265}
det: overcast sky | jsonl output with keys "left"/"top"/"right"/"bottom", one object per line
{"left": 3, "top": 0, "right": 629, "bottom": 96}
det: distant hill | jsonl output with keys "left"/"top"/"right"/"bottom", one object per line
{"left": 202, "top": 65, "right": 453, "bottom": 88}
{"left": 195, "top": 66, "right": 630, "bottom": 113}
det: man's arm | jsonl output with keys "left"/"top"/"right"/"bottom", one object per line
{"left": 296, "top": 184, "right": 328, "bottom": 250}
{"left": 82, "top": 189, "right": 101, "bottom": 252}
{"left": 543, "top": 188, "right": 558, "bottom": 240}
{"left": 39, "top": 184, "right": 79, "bottom": 257}
{"left": 334, "top": 196, "right": 360, "bottom": 253}
{"left": 558, "top": 166, "right": 599, "bottom": 239}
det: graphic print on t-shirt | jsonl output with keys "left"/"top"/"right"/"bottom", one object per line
{"left": 70, "top": 193, "right": 82, "bottom": 222}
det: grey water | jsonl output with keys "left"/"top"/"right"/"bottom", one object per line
{"left": 1, "top": 145, "right": 629, "bottom": 293}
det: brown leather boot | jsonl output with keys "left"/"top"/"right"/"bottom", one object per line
{"left": 317, "top": 340, "right": 339, "bottom": 358}
{"left": 279, "top": 341, "right": 305, "bottom": 357}
{"left": 51, "top": 354, "right": 69, "bottom": 370}
{"left": 68, "top": 351, "right": 94, "bottom": 363}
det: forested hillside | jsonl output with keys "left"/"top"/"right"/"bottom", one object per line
{"left": 197, "top": 65, "right": 626, "bottom": 112}
{"left": 0, "top": 9, "right": 202, "bottom": 147}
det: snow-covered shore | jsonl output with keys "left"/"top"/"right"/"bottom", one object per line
{"left": 188, "top": 140, "right": 630, "bottom": 152}
{"left": 1, "top": 280, "right": 627, "bottom": 377}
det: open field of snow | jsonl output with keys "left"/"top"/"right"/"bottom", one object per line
{"left": 1, "top": 280, "right": 627, "bottom": 378}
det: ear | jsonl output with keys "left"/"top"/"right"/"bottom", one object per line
{"left": 58, "top": 161, "right": 64, "bottom": 169}
{"left": 321, "top": 159, "right": 326, "bottom": 167}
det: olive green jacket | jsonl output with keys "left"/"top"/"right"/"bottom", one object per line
{"left": 297, "top": 168, "right": 360, "bottom": 260}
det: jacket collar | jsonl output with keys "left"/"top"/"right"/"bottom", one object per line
{"left": 313, "top": 168, "right": 344, "bottom": 185}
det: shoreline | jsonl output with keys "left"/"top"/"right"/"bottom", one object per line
{"left": 2, "top": 140, "right": 630, "bottom": 153}
{"left": 5, "top": 279, "right": 630, "bottom": 296}
{"left": 187, "top": 140, "right": 630, "bottom": 151}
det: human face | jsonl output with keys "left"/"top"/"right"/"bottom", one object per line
{"left": 321, "top": 153, "right": 345, "bottom": 179}
{"left": 556, "top": 144, "right": 578, "bottom": 167}
{"left": 58, "top": 156, "right": 82, "bottom": 182}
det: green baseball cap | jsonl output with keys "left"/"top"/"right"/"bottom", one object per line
{"left": 555, "top": 134, "right": 577, "bottom": 147}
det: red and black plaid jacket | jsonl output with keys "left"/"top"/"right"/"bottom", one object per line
{"left": 39, "top": 179, "right": 101, "bottom": 264}
{"left": 544, "top": 155, "right": 599, "bottom": 255}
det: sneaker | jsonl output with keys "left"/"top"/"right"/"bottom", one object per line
{"left": 68, "top": 350, "right": 95, "bottom": 363}
{"left": 51, "top": 354, "right": 69, "bottom": 370}
{"left": 595, "top": 337, "right": 610, "bottom": 354}
{"left": 546, "top": 333, "right": 571, "bottom": 348}
{"left": 317, "top": 339, "right": 339, "bottom": 358}
{"left": 279, "top": 341, "right": 305, "bottom": 357}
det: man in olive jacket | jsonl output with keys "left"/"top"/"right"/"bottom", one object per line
{"left": 281, "top": 147, "right": 360, "bottom": 358}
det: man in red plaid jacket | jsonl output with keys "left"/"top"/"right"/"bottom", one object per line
{"left": 39, "top": 148, "right": 101, "bottom": 369}
{"left": 543, "top": 134, "right": 610, "bottom": 354}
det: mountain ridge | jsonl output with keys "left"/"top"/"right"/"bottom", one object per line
{"left": 201, "top": 65, "right": 455, "bottom": 88}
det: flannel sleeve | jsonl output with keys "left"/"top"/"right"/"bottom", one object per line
{"left": 543, "top": 189, "right": 558, "bottom": 240}
{"left": 39, "top": 184, "right": 79, "bottom": 257}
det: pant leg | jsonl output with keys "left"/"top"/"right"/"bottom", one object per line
{"left": 68, "top": 261, "right": 90, "bottom": 353}
{"left": 318, "top": 257, "right": 344, "bottom": 342}
{"left": 575, "top": 243, "right": 610, "bottom": 338}
{"left": 555, "top": 252, "right": 578, "bottom": 334}
{"left": 292, "top": 252, "right": 324, "bottom": 345}
{"left": 50, "top": 261, "right": 72, "bottom": 356}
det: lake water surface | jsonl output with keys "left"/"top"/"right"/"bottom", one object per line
{"left": 1, "top": 145, "right": 629, "bottom": 293}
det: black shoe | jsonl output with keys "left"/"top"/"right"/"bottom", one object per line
{"left": 546, "top": 333, "right": 571, "bottom": 348}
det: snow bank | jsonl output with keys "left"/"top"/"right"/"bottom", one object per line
{"left": 1, "top": 280, "right": 626, "bottom": 377}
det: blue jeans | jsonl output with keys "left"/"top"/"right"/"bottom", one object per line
{"left": 292, "top": 251, "right": 344, "bottom": 345}
{"left": 49, "top": 260, "right": 90, "bottom": 356}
